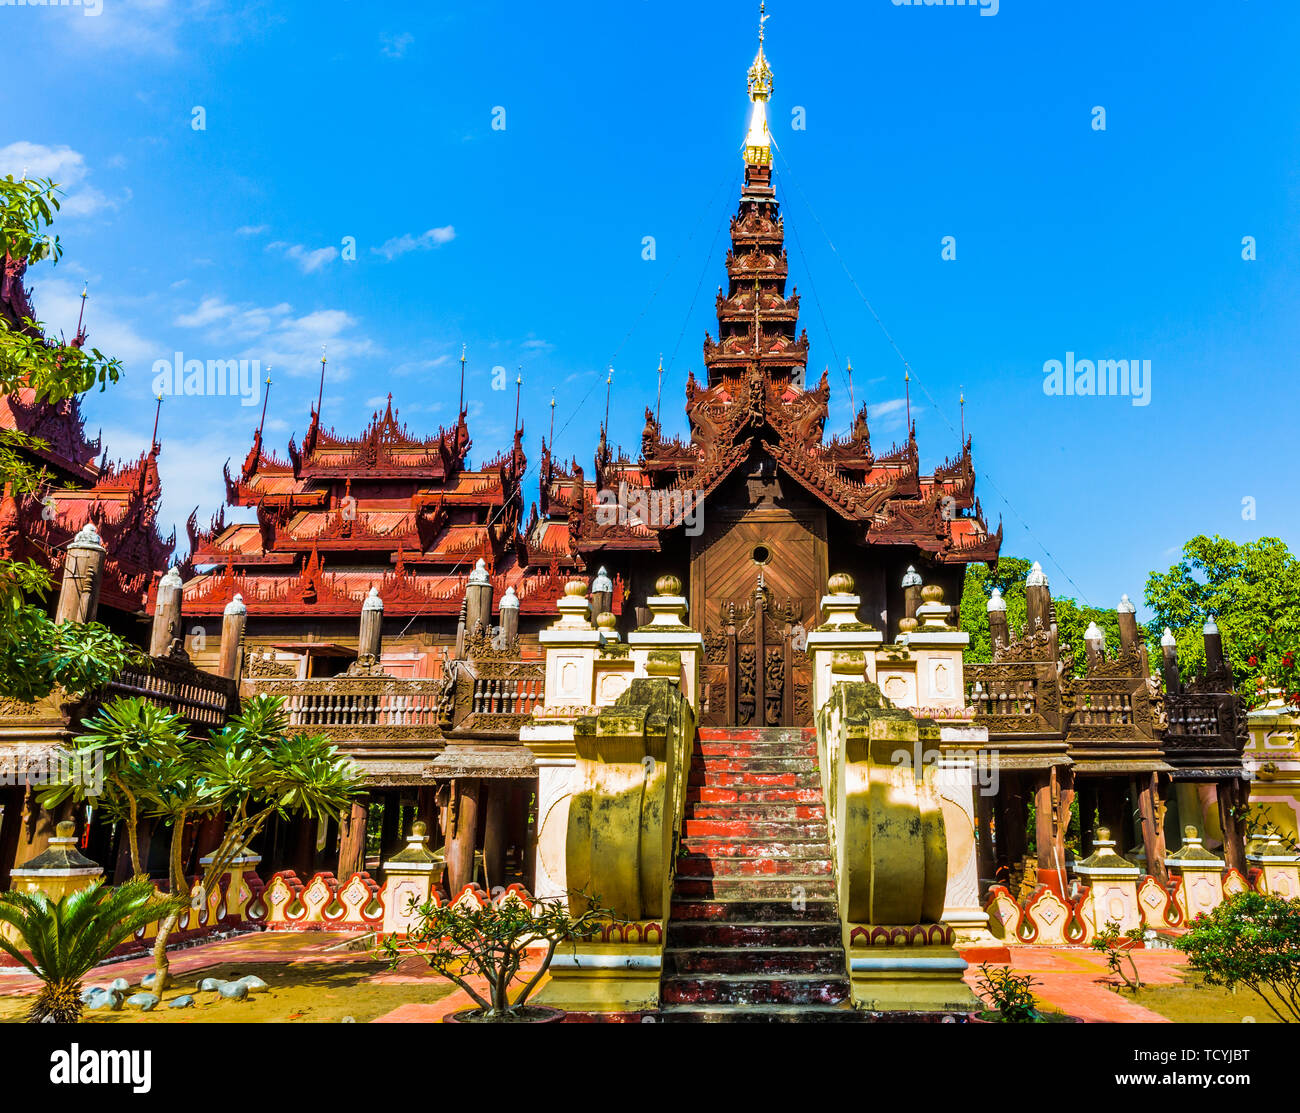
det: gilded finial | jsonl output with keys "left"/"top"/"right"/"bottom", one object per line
{"left": 744, "top": 2, "right": 774, "bottom": 165}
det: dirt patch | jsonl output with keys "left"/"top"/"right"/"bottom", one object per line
{"left": 0, "top": 961, "right": 456, "bottom": 1024}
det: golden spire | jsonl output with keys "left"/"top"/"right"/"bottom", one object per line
{"left": 744, "top": 2, "right": 773, "bottom": 165}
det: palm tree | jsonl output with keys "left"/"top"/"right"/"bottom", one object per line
{"left": 0, "top": 880, "right": 183, "bottom": 1022}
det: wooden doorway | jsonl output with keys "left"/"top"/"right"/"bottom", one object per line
{"left": 692, "top": 506, "right": 826, "bottom": 729}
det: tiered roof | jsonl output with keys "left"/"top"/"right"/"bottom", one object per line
{"left": 183, "top": 393, "right": 623, "bottom": 618}
{"left": 0, "top": 255, "right": 176, "bottom": 615}
{"left": 526, "top": 40, "right": 1001, "bottom": 568}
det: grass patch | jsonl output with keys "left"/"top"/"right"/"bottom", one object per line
{"left": 1129, "top": 973, "right": 1283, "bottom": 1024}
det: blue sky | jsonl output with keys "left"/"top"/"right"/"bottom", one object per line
{"left": 3, "top": 0, "right": 1298, "bottom": 614}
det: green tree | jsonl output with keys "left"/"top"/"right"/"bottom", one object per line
{"left": 1145, "top": 536, "right": 1300, "bottom": 705}
{"left": 0, "top": 880, "right": 183, "bottom": 1022}
{"left": 0, "top": 174, "right": 139, "bottom": 705}
{"left": 42, "top": 694, "right": 362, "bottom": 993}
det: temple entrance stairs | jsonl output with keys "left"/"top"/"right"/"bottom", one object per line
{"left": 658, "top": 727, "right": 857, "bottom": 1021}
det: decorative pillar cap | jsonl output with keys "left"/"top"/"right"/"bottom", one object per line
{"left": 1203, "top": 615, "right": 1219, "bottom": 635}
{"left": 1117, "top": 594, "right": 1136, "bottom": 614}
{"left": 591, "top": 566, "right": 613, "bottom": 594}
{"left": 986, "top": 587, "right": 1006, "bottom": 613}
{"left": 469, "top": 558, "right": 490, "bottom": 586}
{"left": 68, "top": 523, "right": 106, "bottom": 551}
{"left": 1025, "top": 561, "right": 1049, "bottom": 587}
{"left": 499, "top": 585, "right": 520, "bottom": 610}
{"left": 362, "top": 587, "right": 384, "bottom": 612}
{"left": 1161, "top": 627, "right": 1177, "bottom": 648}
{"left": 901, "top": 566, "right": 922, "bottom": 589}
{"left": 1084, "top": 621, "right": 1105, "bottom": 643}
{"left": 9, "top": 819, "right": 101, "bottom": 874}
{"left": 159, "top": 566, "right": 184, "bottom": 590}
{"left": 224, "top": 593, "right": 247, "bottom": 617}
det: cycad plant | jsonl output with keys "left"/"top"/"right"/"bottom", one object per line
{"left": 0, "top": 880, "right": 183, "bottom": 1022}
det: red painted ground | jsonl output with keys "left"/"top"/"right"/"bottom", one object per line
{"left": 963, "top": 945, "right": 1188, "bottom": 1023}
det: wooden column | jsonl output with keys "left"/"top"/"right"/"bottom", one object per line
{"left": 379, "top": 791, "right": 401, "bottom": 860}
{"left": 54, "top": 524, "right": 106, "bottom": 625}
{"left": 1077, "top": 780, "right": 1098, "bottom": 858}
{"left": 1034, "top": 769, "right": 1066, "bottom": 897}
{"left": 1001, "top": 774, "right": 1028, "bottom": 872}
{"left": 445, "top": 778, "right": 481, "bottom": 895}
{"left": 1135, "top": 773, "right": 1169, "bottom": 887}
{"left": 149, "top": 566, "right": 184, "bottom": 656}
{"left": 1098, "top": 780, "right": 1131, "bottom": 856}
{"left": 337, "top": 795, "right": 369, "bottom": 879}
{"left": 290, "top": 816, "right": 318, "bottom": 879}
{"left": 13, "top": 790, "right": 75, "bottom": 872}
{"left": 358, "top": 588, "right": 384, "bottom": 664}
{"left": 974, "top": 789, "right": 997, "bottom": 885}
{"left": 0, "top": 785, "right": 25, "bottom": 892}
{"left": 1217, "top": 777, "right": 1248, "bottom": 876}
{"left": 482, "top": 781, "right": 508, "bottom": 891}
{"left": 217, "top": 594, "right": 247, "bottom": 681}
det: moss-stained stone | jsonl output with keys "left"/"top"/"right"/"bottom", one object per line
{"left": 567, "top": 677, "right": 695, "bottom": 922}
{"left": 818, "top": 681, "right": 948, "bottom": 927}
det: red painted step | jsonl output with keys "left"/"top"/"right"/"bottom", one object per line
{"left": 660, "top": 727, "right": 853, "bottom": 1020}
{"left": 676, "top": 854, "right": 834, "bottom": 878}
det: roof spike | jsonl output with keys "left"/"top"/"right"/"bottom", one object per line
{"left": 316, "top": 344, "right": 327, "bottom": 420}
{"left": 743, "top": 2, "right": 773, "bottom": 165}
{"left": 458, "top": 343, "right": 467, "bottom": 418}
{"left": 256, "top": 366, "right": 272, "bottom": 443}
{"left": 150, "top": 393, "right": 163, "bottom": 453}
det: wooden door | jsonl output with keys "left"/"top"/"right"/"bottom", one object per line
{"left": 692, "top": 508, "right": 826, "bottom": 728}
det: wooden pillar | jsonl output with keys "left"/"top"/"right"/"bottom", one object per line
{"left": 0, "top": 785, "right": 25, "bottom": 892}
{"left": 1098, "top": 780, "right": 1130, "bottom": 856}
{"left": 149, "top": 566, "right": 184, "bottom": 656}
{"left": 1218, "top": 777, "right": 1248, "bottom": 876}
{"left": 1034, "top": 769, "right": 1066, "bottom": 897}
{"left": 416, "top": 786, "right": 438, "bottom": 839}
{"left": 482, "top": 781, "right": 508, "bottom": 891}
{"left": 902, "top": 566, "right": 922, "bottom": 621}
{"left": 217, "top": 594, "right": 247, "bottom": 681}
{"left": 986, "top": 590, "right": 1010, "bottom": 654}
{"left": 974, "top": 789, "right": 997, "bottom": 884}
{"left": 290, "top": 816, "right": 318, "bottom": 879}
{"left": 1002, "top": 774, "right": 1028, "bottom": 870}
{"left": 13, "top": 789, "right": 74, "bottom": 871}
{"left": 465, "top": 561, "right": 493, "bottom": 638}
{"left": 337, "top": 795, "right": 369, "bottom": 879}
{"left": 1077, "top": 780, "right": 1098, "bottom": 858}
{"left": 187, "top": 813, "right": 226, "bottom": 876}
{"left": 1135, "top": 773, "right": 1169, "bottom": 887}
{"left": 379, "top": 791, "right": 401, "bottom": 860}
{"left": 54, "top": 524, "right": 106, "bottom": 625}
{"left": 1057, "top": 767, "right": 1076, "bottom": 873}
{"left": 445, "top": 778, "right": 481, "bottom": 895}
{"left": 358, "top": 588, "right": 383, "bottom": 665}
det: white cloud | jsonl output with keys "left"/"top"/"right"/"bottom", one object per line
{"left": 372, "top": 226, "right": 456, "bottom": 261}
{"left": 235, "top": 223, "right": 269, "bottom": 236}
{"left": 61, "top": 0, "right": 284, "bottom": 58}
{"left": 380, "top": 31, "right": 413, "bottom": 58}
{"left": 267, "top": 240, "right": 338, "bottom": 274}
{"left": 172, "top": 294, "right": 376, "bottom": 377}
{"left": 30, "top": 276, "right": 160, "bottom": 367}
{"left": 0, "top": 141, "right": 125, "bottom": 219}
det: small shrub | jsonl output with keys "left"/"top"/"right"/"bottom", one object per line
{"left": 1091, "top": 920, "right": 1146, "bottom": 992}
{"left": 975, "top": 962, "right": 1042, "bottom": 1022}
{"left": 1179, "top": 891, "right": 1300, "bottom": 1023}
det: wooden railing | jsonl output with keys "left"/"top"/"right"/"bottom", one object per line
{"left": 452, "top": 658, "right": 546, "bottom": 738}
{"left": 246, "top": 677, "right": 443, "bottom": 735}
{"left": 104, "top": 654, "right": 239, "bottom": 729}
{"left": 965, "top": 662, "right": 1060, "bottom": 735}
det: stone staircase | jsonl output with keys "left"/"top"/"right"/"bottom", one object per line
{"left": 658, "top": 726, "right": 857, "bottom": 1021}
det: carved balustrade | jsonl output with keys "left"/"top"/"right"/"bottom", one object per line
{"left": 965, "top": 661, "right": 1060, "bottom": 735}
{"left": 103, "top": 654, "right": 239, "bottom": 729}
